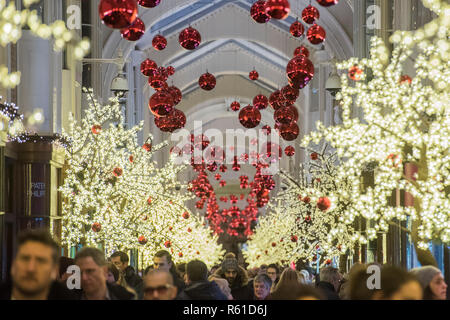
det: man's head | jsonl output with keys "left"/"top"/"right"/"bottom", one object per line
{"left": 320, "top": 266, "right": 342, "bottom": 292}
{"left": 75, "top": 247, "right": 108, "bottom": 297}
{"left": 221, "top": 258, "right": 239, "bottom": 286}
{"left": 11, "top": 230, "right": 59, "bottom": 299}
{"left": 110, "top": 251, "right": 129, "bottom": 273}
{"left": 143, "top": 269, "right": 177, "bottom": 300}
{"left": 266, "top": 264, "right": 279, "bottom": 283}
{"left": 253, "top": 274, "right": 272, "bottom": 300}
{"left": 186, "top": 260, "right": 208, "bottom": 284}
{"left": 153, "top": 250, "right": 173, "bottom": 272}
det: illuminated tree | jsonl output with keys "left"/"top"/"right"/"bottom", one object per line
{"left": 302, "top": 0, "right": 449, "bottom": 265}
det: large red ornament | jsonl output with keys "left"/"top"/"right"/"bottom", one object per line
{"left": 152, "top": 34, "right": 167, "bottom": 50}
{"left": 140, "top": 59, "right": 157, "bottom": 77}
{"left": 249, "top": 70, "right": 259, "bottom": 80}
{"left": 265, "top": 0, "right": 291, "bottom": 20}
{"left": 281, "top": 85, "right": 299, "bottom": 103}
{"left": 138, "top": 0, "right": 161, "bottom": 8}
{"left": 279, "top": 122, "right": 299, "bottom": 141}
{"left": 92, "top": 222, "right": 102, "bottom": 232}
{"left": 199, "top": 72, "right": 216, "bottom": 91}
{"left": 294, "top": 45, "right": 310, "bottom": 58}
{"left": 253, "top": 94, "right": 269, "bottom": 110}
{"left": 317, "top": 197, "right": 331, "bottom": 211}
{"left": 138, "top": 236, "right": 148, "bottom": 245}
{"left": 317, "top": 0, "right": 339, "bottom": 7}
{"left": 289, "top": 20, "right": 305, "bottom": 37}
{"left": 302, "top": 5, "right": 320, "bottom": 24}
{"left": 269, "top": 90, "right": 286, "bottom": 110}
{"left": 284, "top": 146, "right": 295, "bottom": 156}
{"left": 274, "top": 105, "right": 297, "bottom": 124}
{"left": 148, "top": 67, "right": 168, "bottom": 90}
{"left": 167, "top": 86, "right": 182, "bottom": 105}
{"left": 149, "top": 90, "right": 174, "bottom": 117}
{"left": 307, "top": 24, "right": 326, "bottom": 45}
{"left": 120, "top": 18, "right": 145, "bottom": 41}
{"left": 286, "top": 55, "right": 314, "bottom": 89}
{"left": 99, "top": 0, "right": 138, "bottom": 29}
{"left": 179, "top": 27, "right": 201, "bottom": 50}
{"left": 251, "top": 1, "right": 271, "bottom": 23}
{"left": 230, "top": 101, "right": 241, "bottom": 112}
{"left": 239, "top": 105, "right": 261, "bottom": 128}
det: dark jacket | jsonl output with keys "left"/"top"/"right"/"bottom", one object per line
{"left": 73, "top": 282, "right": 135, "bottom": 300}
{"left": 214, "top": 266, "right": 254, "bottom": 300}
{"left": 0, "top": 280, "right": 78, "bottom": 300}
{"left": 124, "top": 266, "right": 143, "bottom": 299}
{"left": 317, "top": 281, "right": 340, "bottom": 300}
{"left": 177, "top": 281, "right": 228, "bottom": 300}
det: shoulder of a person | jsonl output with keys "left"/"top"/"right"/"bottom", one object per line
{"left": 0, "top": 281, "right": 12, "bottom": 300}
{"left": 107, "top": 283, "right": 135, "bottom": 300}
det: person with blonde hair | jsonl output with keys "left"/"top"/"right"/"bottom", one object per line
{"left": 268, "top": 268, "right": 304, "bottom": 300}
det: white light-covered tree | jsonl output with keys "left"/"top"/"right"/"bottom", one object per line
{"left": 60, "top": 88, "right": 223, "bottom": 267}
{"left": 302, "top": 0, "right": 449, "bottom": 265}
{"left": 0, "top": 0, "right": 89, "bottom": 88}
{"left": 245, "top": 146, "right": 357, "bottom": 268}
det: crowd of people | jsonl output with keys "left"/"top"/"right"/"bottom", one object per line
{"left": 0, "top": 229, "right": 447, "bottom": 300}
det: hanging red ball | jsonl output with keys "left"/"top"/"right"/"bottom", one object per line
{"left": 290, "top": 20, "right": 305, "bottom": 37}
{"left": 230, "top": 101, "right": 241, "bottom": 112}
{"left": 294, "top": 45, "right": 310, "bottom": 58}
{"left": 259, "top": 142, "right": 282, "bottom": 164}
{"left": 284, "top": 146, "right": 295, "bottom": 156}
{"left": 199, "top": 72, "right": 216, "bottom": 91}
{"left": 164, "top": 240, "right": 171, "bottom": 248}
{"left": 99, "top": 0, "right": 138, "bottom": 29}
{"left": 302, "top": 5, "right": 320, "bottom": 24}
{"left": 219, "top": 165, "right": 227, "bottom": 172}
{"left": 215, "top": 174, "right": 221, "bottom": 181}
{"left": 281, "top": 84, "right": 299, "bottom": 103}
{"left": 92, "top": 222, "right": 102, "bottom": 232}
{"left": 279, "top": 122, "right": 299, "bottom": 141}
{"left": 120, "top": 18, "right": 145, "bottom": 41}
{"left": 265, "top": 0, "right": 291, "bottom": 20}
{"left": 253, "top": 94, "right": 269, "bottom": 110}
{"left": 271, "top": 242, "right": 277, "bottom": 247}
{"left": 286, "top": 55, "right": 314, "bottom": 89}
{"left": 140, "top": 59, "right": 157, "bottom": 77}
{"left": 182, "top": 211, "right": 190, "bottom": 219}
{"left": 149, "top": 90, "right": 174, "bottom": 117}
{"left": 348, "top": 65, "right": 363, "bottom": 81}
{"left": 269, "top": 90, "right": 286, "bottom": 110}
{"left": 138, "top": 0, "right": 161, "bottom": 8}
{"left": 262, "top": 125, "right": 271, "bottom": 135}
{"left": 249, "top": 70, "right": 259, "bottom": 80}
{"left": 239, "top": 105, "right": 261, "bottom": 128}
{"left": 317, "top": 197, "right": 331, "bottom": 211}
{"left": 317, "top": 0, "right": 339, "bottom": 7}
{"left": 179, "top": 27, "right": 201, "bottom": 50}
{"left": 113, "top": 167, "right": 123, "bottom": 177}
{"left": 167, "top": 86, "right": 182, "bottom": 105}
{"left": 178, "top": 252, "right": 183, "bottom": 258}
{"left": 291, "top": 235, "right": 298, "bottom": 242}
{"left": 148, "top": 67, "right": 168, "bottom": 90}
{"left": 400, "top": 75, "right": 412, "bottom": 85}
{"left": 307, "top": 24, "right": 326, "bottom": 45}
{"left": 274, "top": 105, "right": 297, "bottom": 124}
{"left": 166, "top": 66, "right": 175, "bottom": 76}
{"left": 251, "top": 0, "right": 271, "bottom": 23}
{"left": 310, "top": 152, "right": 319, "bottom": 160}
{"left": 91, "top": 125, "right": 102, "bottom": 134}
{"left": 142, "top": 143, "right": 152, "bottom": 152}
{"left": 152, "top": 34, "right": 167, "bottom": 50}
{"left": 138, "top": 236, "right": 148, "bottom": 245}
{"left": 219, "top": 180, "right": 227, "bottom": 187}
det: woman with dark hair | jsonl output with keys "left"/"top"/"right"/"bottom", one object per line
{"left": 372, "top": 266, "right": 423, "bottom": 300}
{"left": 411, "top": 266, "right": 448, "bottom": 300}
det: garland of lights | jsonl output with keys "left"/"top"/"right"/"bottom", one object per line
{"left": 302, "top": 0, "right": 449, "bottom": 253}
{"left": 0, "top": 0, "right": 90, "bottom": 88}
{"left": 60, "top": 88, "right": 223, "bottom": 267}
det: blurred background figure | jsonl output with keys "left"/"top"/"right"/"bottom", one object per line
{"left": 411, "top": 266, "right": 447, "bottom": 300}
{"left": 143, "top": 269, "right": 177, "bottom": 300}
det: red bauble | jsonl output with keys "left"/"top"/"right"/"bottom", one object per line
{"left": 294, "top": 45, "right": 310, "bottom": 58}
{"left": 284, "top": 146, "right": 295, "bottom": 156}
{"left": 142, "top": 143, "right": 152, "bottom": 152}
{"left": 147, "top": 196, "right": 152, "bottom": 205}
{"left": 281, "top": 84, "right": 299, "bottom": 103}
{"left": 317, "top": 197, "right": 331, "bottom": 211}
{"left": 207, "top": 162, "right": 218, "bottom": 172}
{"left": 253, "top": 94, "right": 269, "bottom": 110}
{"left": 171, "top": 109, "right": 186, "bottom": 130}
{"left": 215, "top": 174, "right": 221, "bottom": 181}
{"left": 167, "top": 86, "right": 182, "bottom": 105}
{"left": 265, "top": 0, "right": 291, "bottom": 20}
{"left": 99, "top": 0, "right": 138, "bottom": 29}
{"left": 140, "top": 59, "right": 157, "bottom": 77}
{"left": 178, "top": 252, "right": 183, "bottom": 258}
{"left": 148, "top": 67, "right": 168, "bottom": 90}
{"left": 199, "top": 72, "right": 216, "bottom": 90}
{"left": 149, "top": 90, "right": 174, "bottom": 117}
{"left": 260, "top": 142, "right": 282, "bottom": 163}
{"left": 271, "top": 242, "right": 277, "bottom": 247}
{"left": 310, "top": 152, "right": 319, "bottom": 160}
{"left": 138, "top": 236, "right": 148, "bottom": 245}
{"left": 193, "top": 134, "right": 210, "bottom": 150}
{"left": 269, "top": 90, "right": 286, "bottom": 110}
{"left": 179, "top": 27, "right": 201, "bottom": 50}
{"left": 166, "top": 66, "right": 175, "bottom": 76}
{"left": 274, "top": 105, "right": 297, "bottom": 124}
{"left": 91, "top": 125, "right": 102, "bottom": 134}
{"left": 249, "top": 70, "right": 259, "bottom": 80}
{"left": 291, "top": 235, "right": 298, "bottom": 242}
{"left": 279, "top": 122, "right": 299, "bottom": 141}
{"left": 219, "top": 180, "right": 227, "bottom": 187}
{"left": 182, "top": 211, "right": 190, "bottom": 219}
{"left": 120, "top": 18, "right": 145, "bottom": 41}
{"left": 286, "top": 55, "right": 314, "bottom": 89}
{"left": 348, "top": 65, "right": 363, "bottom": 81}
{"left": 400, "top": 75, "right": 412, "bottom": 85}
{"left": 302, "top": 5, "right": 320, "bottom": 24}
{"left": 307, "top": 24, "right": 326, "bottom": 45}
{"left": 164, "top": 240, "right": 171, "bottom": 248}
{"left": 129, "top": 155, "right": 134, "bottom": 162}
{"left": 113, "top": 167, "right": 123, "bottom": 177}
{"left": 317, "top": 0, "right": 339, "bottom": 7}
{"left": 262, "top": 125, "right": 271, "bottom": 135}
{"left": 92, "top": 222, "right": 102, "bottom": 232}
{"left": 219, "top": 165, "right": 227, "bottom": 172}
{"left": 251, "top": 0, "right": 271, "bottom": 23}
{"left": 152, "top": 34, "right": 167, "bottom": 50}
{"left": 138, "top": 0, "right": 161, "bottom": 8}
{"left": 230, "top": 101, "right": 241, "bottom": 112}
{"left": 326, "top": 259, "right": 332, "bottom": 265}
{"left": 239, "top": 105, "right": 261, "bottom": 128}
{"left": 290, "top": 20, "right": 305, "bottom": 37}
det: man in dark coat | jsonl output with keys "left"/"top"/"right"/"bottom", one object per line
{"left": 214, "top": 256, "right": 254, "bottom": 300}
{"left": 0, "top": 230, "right": 77, "bottom": 300}
{"left": 316, "top": 266, "right": 342, "bottom": 300}
{"left": 153, "top": 250, "right": 186, "bottom": 295}
{"left": 110, "top": 251, "right": 143, "bottom": 298}
{"left": 178, "top": 260, "right": 227, "bottom": 300}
